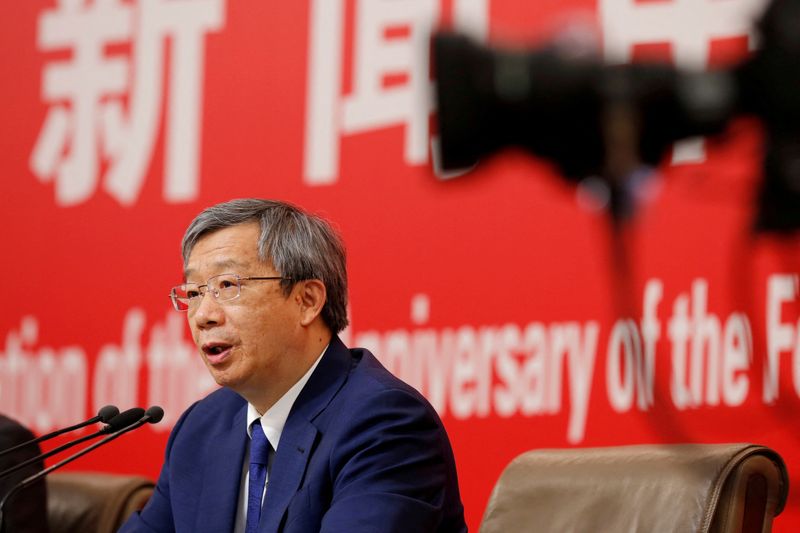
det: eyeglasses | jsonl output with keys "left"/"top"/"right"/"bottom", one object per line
{"left": 169, "top": 273, "right": 291, "bottom": 312}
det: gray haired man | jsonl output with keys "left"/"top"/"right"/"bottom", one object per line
{"left": 121, "top": 199, "right": 467, "bottom": 533}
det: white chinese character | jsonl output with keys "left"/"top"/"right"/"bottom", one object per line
{"left": 30, "top": 0, "right": 225, "bottom": 206}
{"left": 304, "top": 0, "right": 489, "bottom": 185}
{"left": 599, "top": 0, "right": 766, "bottom": 164}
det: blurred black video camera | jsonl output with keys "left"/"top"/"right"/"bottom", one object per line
{"left": 433, "top": 0, "right": 800, "bottom": 231}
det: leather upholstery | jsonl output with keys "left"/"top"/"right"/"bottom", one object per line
{"left": 480, "top": 443, "right": 789, "bottom": 533}
{"left": 46, "top": 472, "right": 154, "bottom": 533}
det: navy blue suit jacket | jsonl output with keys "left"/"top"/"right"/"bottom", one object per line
{"left": 120, "top": 337, "right": 467, "bottom": 532}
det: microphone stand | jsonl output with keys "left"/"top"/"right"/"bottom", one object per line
{"left": 0, "top": 407, "right": 162, "bottom": 533}
{"left": 0, "top": 408, "right": 143, "bottom": 481}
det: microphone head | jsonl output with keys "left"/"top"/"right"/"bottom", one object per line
{"left": 144, "top": 406, "right": 165, "bottom": 424}
{"left": 97, "top": 405, "right": 120, "bottom": 423}
{"left": 104, "top": 407, "right": 146, "bottom": 432}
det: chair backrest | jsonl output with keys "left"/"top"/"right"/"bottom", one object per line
{"left": 46, "top": 472, "right": 154, "bottom": 533}
{"left": 480, "top": 443, "right": 789, "bottom": 533}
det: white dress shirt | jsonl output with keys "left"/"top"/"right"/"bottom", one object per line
{"left": 232, "top": 347, "right": 327, "bottom": 533}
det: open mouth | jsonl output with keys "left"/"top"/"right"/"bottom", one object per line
{"left": 205, "top": 345, "right": 229, "bottom": 355}
{"left": 202, "top": 343, "right": 233, "bottom": 363}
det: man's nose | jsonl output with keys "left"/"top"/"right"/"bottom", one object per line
{"left": 192, "top": 291, "right": 225, "bottom": 328}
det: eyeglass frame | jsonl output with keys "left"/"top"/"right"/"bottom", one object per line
{"left": 169, "top": 273, "right": 293, "bottom": 312}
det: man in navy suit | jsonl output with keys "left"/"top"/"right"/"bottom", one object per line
{"left": 121, "top": 199, "right": 467, "bottom": 532}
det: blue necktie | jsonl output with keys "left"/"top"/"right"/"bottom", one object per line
{"left": 246, "top": 420, "right": 270, "bottom": 533}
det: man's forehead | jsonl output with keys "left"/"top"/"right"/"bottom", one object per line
{"left": 183, "top": 222, "right": 272, "bottom": 278}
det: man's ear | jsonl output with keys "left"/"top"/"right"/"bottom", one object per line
{"left": 295, "top": 279, "right": 327, "bottom": 326}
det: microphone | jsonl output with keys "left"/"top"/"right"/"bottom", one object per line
{"left": 0, "top": 406, "right": 164, "bottom": 533}
{"left": 0, "top": 405, "right": 119, "bottom": 459}
{"left": 0, "top": 407, "right": 144, "bottom": 481}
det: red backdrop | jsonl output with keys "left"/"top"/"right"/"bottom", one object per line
{"left": 1, "top": 0, "right": 799, "bottom": 530}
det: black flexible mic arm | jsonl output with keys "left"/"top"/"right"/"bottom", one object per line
{"left": 0, "top": 406, "right": 163, "bottom": 532}
{"left": 0, "top": 405, "right": 119, "bottom": 460}
{"left": 0, "top": 407, "right": 143, "bottom": 481}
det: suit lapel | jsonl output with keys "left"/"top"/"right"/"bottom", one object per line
{"left": 259, "top": 420, "right": 318, "bottom": 532}
{"left": 195, "top": 403, "right": 248, "bottom": 532}
{"left": 259, "top": 336, "right": 353, "bottom": 532}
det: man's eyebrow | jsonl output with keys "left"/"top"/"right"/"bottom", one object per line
{"left": 183, "top": 259, "right": 249, "bottom": 279}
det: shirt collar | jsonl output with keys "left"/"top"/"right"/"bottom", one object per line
{"left": 246, "top": 344, "right": 328, "bottom": 450}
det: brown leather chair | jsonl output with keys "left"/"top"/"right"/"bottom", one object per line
{"left": 46, "top": 472, "right": 154, "bottom": 533}
{"left": 480, "top": 443, "right": 789, "bottom": 533}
